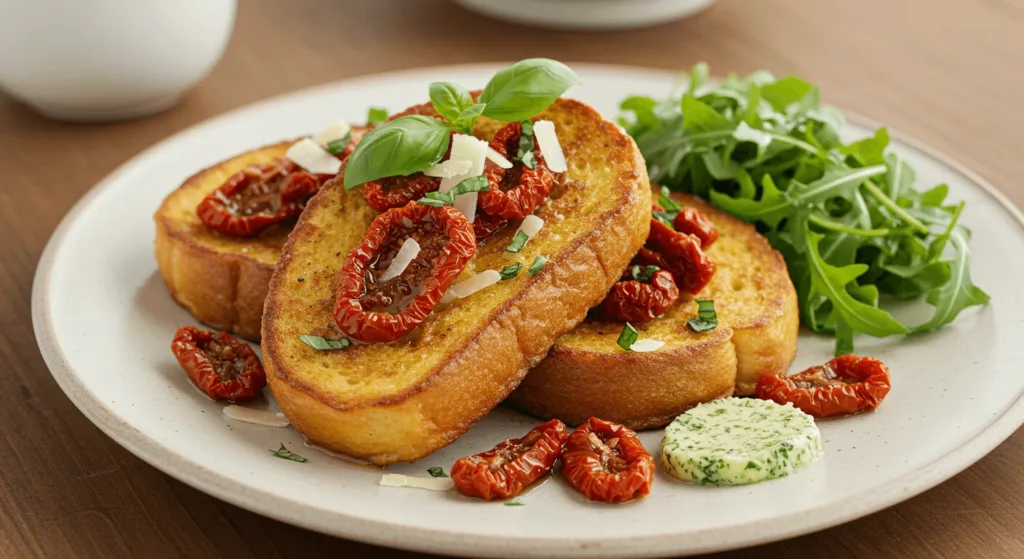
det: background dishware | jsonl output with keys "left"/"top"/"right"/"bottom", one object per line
{"left": 452, "top": 0, "right": 718, "bottom": 30}
{"left": 0, "top": 0, "right": 236, "bottom": 122}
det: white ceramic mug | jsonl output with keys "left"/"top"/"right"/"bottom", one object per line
{"left": 0, "top": 0, "right": 236, "bottom": 122}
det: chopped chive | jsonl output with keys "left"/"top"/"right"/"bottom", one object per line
{"left": 504, "top": 498, "right": 526, "bottom": 507}
{"left": 499, "top": 263, "right": 523, "bottom": 280}
{"left": 653, "top": 210, "right": 678, "bottom": 227}
{"left": 528, "top": 255, "right": 548, "bottom": 275}
{"left": 270, "top": 443, "right": 307, "bottom": 463}
{"left": 505, "top": 230, "right": 530, "bottom": 253}
{"left": 299, "top": 334, "right": 350, "bottom": 350}
{"left": 616, "top": 323, "right": 639, "bottom": 351}
{"left": 516, "top": 120, "right": 537, "bottom": 170}
{"left": 419, "top": 175, "right": 490, "bottom": 207}
{"left": 416, "top": 198, "right": 448, "bottom": 208}
{"left": 631, "top": 264, "right": 660, "bottom": 283}
{"left": 366, "top": 107, "right": 388, "bottom": 126}
{"left": 686, "top": 299, "right": 718, "bottom": 332}
{"left": 324, "top": 134, "right": 352, "bottom": 155}
{"left": 423, "top": 190, "right": 456, "bottom": 206}
{"left": 427, "top": 466, "right": 448, "bottom": 478}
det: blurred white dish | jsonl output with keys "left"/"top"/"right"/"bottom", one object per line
{"left": 0, "top": 0, "right": 236, "bottom": 122}
{"left": 453, "top": 0, "right": 717, "bottom": 30}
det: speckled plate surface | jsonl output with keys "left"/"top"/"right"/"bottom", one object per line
{"left": 32, "top": 65, "right": 1024, "bottom": 558}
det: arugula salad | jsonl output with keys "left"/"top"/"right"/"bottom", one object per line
{"left": 619, "top": 63, "right": 989, "bottom": 353}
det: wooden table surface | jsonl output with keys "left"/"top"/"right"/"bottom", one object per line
{"left": 3, "top": 0, "right": 1023, "bottom": 557}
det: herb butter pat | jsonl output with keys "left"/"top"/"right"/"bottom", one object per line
{"left": 661, "top": 398, "right": 822, "bottom": 486}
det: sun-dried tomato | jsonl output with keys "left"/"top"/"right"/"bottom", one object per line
{"left": 637, "top": 219, "right": 716, "bottom": 295}
{"left": 479, "top": 122, "right": 555, "bottom": 220}
{"left": 451, "top": 419, "right": 568, "bottom": 500}
{"left": 170, "top": 326, "right": 266, "bottom": 402}
{"left": 472, "top": 210, "right": 508, "bottom": 243}
{"left": 602, "top": 269, "right": 679, "bottom": 323}
{"left": 561, "top": 418, "right": 654, "bottom": 503}
{"left": 361, "top": 130, "right": 455, "bottom": 212}
{"left": 196, "top": 159, "right": 329, "bottom": 237}
{"left": 333, "top": 201, "right": 476, "bottom": 343}
{"left": 756, "top": 354, "right": 892, "bottom": 418}
{"left": 674, "top": 207, "right": 718, "bottom": 249}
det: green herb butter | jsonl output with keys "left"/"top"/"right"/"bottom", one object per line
{"left": 660, "top": 398, "right": 822, "bottom": 486}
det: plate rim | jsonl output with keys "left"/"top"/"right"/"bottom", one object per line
{"left": 30, "top": 63, "right": 1024, "bottom": 558}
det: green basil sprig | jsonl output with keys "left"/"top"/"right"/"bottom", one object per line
{"left": 343, "top": 116, "right": 451, "bottom": 189}
{"left": 344, "top": 59, "right": 579, "bottom": 190}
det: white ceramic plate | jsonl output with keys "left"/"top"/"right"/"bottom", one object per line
{"left": 32, "top": 65, "right": 1024, "bottom": 558}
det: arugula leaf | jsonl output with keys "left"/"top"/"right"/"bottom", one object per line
{"left": 914, "top": 227, "right": 990, "bottom": 332}
{"left": 343, "top": 116, "right": 451, "bottom": 189}
{"left": 681, "top": 95, "right": 734, "bottom": 133}
{"left": 480, "top": 58, "right": 580, "bottom": 122}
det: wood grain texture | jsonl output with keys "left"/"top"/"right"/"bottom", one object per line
{"left": 2, "top": 0, "right": 1022, "bottom": 557}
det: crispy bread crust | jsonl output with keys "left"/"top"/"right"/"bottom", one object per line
{"left": 508, "top": 192, "right": 799, "bottom": 427}
{"left": 154, "top": 142, "right": 294, "bottom": 341}
{"left": 262, "top": 99, "right": 651, "bottom": 465}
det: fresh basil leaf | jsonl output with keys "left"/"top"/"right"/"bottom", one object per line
{"left": 427, "top": 466, "right": 448, "bottom": 478}
{"left": 528, "top": 255, "right": 547, "bottom": 275}
{"left": 499, "top": 263, "right": 523, "bottom": 280}
{"left": 325, "top": 134, "right": 352, "bottom": 155}
{"left": 270, "top": 444, "right": 307, "bottom": 463}
{"left": 505, "top": 230, "right": 530, "bottom": 253}
{"left": 367, "top": 107, "right": 388, "bottom": 126}
{"left": 429, "top": 81, "right": 474, "bottom": 123}
{"left": 299, "top": 334, "right": 350, "bottom": 350}
{"left": 616, "top": 323, "right": 639, "bottom": 350}
{"left": 343, "top": 116, "right": 451, "bottom": 189}
{"left": 480, "top": 58, "right": 581, "bottom": 122}
{"left": 686, "top": 299, "right": 718, "bottom": 332}
{"left": 914, "top": 227, "right": 990, "bottom": 333}
{"left": 453, "top": 103, "right": 486, "bottom": 133}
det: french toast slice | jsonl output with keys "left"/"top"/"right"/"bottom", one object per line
{"left": 507, "top": 192, "right": 799, "bottom": 429}
{"left": 261, "top": 98, "right": 652, "bottom": 466}
{"left": 154, "top": 142, "right": 294, "bottom": 341}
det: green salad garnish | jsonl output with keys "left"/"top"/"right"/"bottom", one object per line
{"left": 620, "top": 63, "right": 988, "bottom": 354}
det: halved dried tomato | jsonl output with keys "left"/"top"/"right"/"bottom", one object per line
{"left": 638, "top": 219, "right": 716, "bottom": 295}
{"left": 196, "top": 159, "right": 328, "bottom": 237}
{"left": 674, "top": 207, "right": 718, "bottom": 249}
{"left": 361, "top": 130, "right": 454, "bottom": 212}
{"left": 756, "top": 354, "right": 892, "bottom": 418}
{"left": 170, "top": 326, "right": 266, "bottom": 402}
{"left": 561, "top": 417, "right": 654, "bottom": 503}
{"left": 479, "top": 122, "right": 555, "bottom": 220}
{"left": 602, "top": 269, "right": 679, "bottom": 323}
{"left": 472, "top": 210, "right": 508, "bottom": 243}
{"left": 451, "top": 419, "right": 568, "bottom": 500}
{"left": 333, "top": 201, "right": 476, "bottom": 343}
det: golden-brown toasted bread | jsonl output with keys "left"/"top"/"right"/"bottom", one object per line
{"left": 154, "top": 142, "right": 294, "bottom": 341}
{"left": 507, "top": 192, "right": 798, "bottom": 429}
{"left": 262, "top": 98, "right": 652, "bottom": 466}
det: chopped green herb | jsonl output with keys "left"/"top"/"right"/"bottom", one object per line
{"left": 299, "top": 334, "right": 350, "bottom": 350}
{"left": 505, "top": 230, "right": 530, "bottom": 253}
{"left": 270, "top": 443, "right": 307, "bottom": 463}
{"left": 324, "top": 134, "right": 352, "bottom": 155}
{"left": 500, "top": 263, "right": 523, "bottom": 280}
{"left": 427, "top": 466, "right": 448, "bottom": 478}
{"left": 417, "top": 198, "right": 447, "bottom": 208}
{"left": 630, "top": 264, "right": 660, "bottom": 283}
{"left": 421, "top": 175, "right": 491, "bottom": 206}
{"left": 516, "top": 120, "right": 537, "bottom": 170}
{"left": 528, "top": 255, "right": 548, "bottom": 275}
{"left": 658, "top": 186, "right": 684, "bottom": 213}
{"left": 686, "top": 299, "right": 718, "bottom": 332}
{"left": 616, "top": 323, "right": 639, "bottom": 351}
{"left": 504, "top": 498, "right": 526, "bottom": 507}
{"left": 366, "top": 107, "right": 388, "bottom": 126}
